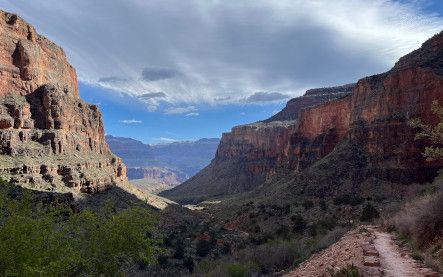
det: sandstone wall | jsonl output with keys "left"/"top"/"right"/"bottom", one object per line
{"left": 0, "top": 11, "right": 127, "bottom": 193}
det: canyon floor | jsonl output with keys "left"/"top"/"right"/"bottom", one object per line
{"left": 286, "top": 226, "right": 440, "bottom": 277}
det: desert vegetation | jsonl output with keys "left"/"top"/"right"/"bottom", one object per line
{"left": 193, "top": 227, "right": 348, "bottom": 276}
{"left": 385, "top": 101, "right": 443, "bottom": 271}
{"left": 409, "top": 100, "right": 443, "bottom": 161}
{"left": 387, "top": 180, "right": 443, "bottom": 271}
{"left": 0, "top": 180, "right": 157, "bottom": 276}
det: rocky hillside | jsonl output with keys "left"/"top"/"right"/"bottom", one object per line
{"left": 162, "top": 31, "right": 443, "bottom": 203}
{"left": 0, "top": 11, "right": 126, "bottom": 194}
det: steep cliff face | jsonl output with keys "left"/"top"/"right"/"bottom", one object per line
{"left": 290, "top": 96, "right": 352, "bottom": 169}
{"left": 162, "top": 31, "right": 443, "bottom": 203}
{"left": 161, "top": 87, "right": 350, "bottom": 201}
{"left": 0, "top": 11, "right": 126, "bottom": 193}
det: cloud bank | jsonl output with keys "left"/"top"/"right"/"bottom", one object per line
{"left": 2, "top": 0, "right": 442, "bottom": 112}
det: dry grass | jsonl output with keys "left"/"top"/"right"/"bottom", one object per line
{"left": 386, "top": 182, "right": 443, "bottom": 272}
{"left": 390, "top": 190, "right": 443, "bottom": 248}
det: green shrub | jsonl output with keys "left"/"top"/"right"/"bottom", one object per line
{"left": 227, "top": 263, "right": 248, "bottom": 277}
{"left": 0, "top": 183, "right": 157, "bottom": 276}
{"left": 334, "top": 194, "right": 363, "bottom": 206}
{"left": 302, "top": 200, "right": 314, "bottom": 210}
{"left": 360, "top": 203, "right": 379, "bottom": 221}
{"left": 194, "top": 227, "right": 347, "bottom": 276}
{"left": 196, "top": 239, "right": 213, "bottom": 257}
{"left": 319, "top": 199, "right": 327, "bottom": 211}
{"left": 292, "top": 214, "right": 307, "bottom": 234}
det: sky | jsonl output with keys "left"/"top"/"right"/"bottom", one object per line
{"left": 1, "top": 0, "right": 443, "bottom": 144}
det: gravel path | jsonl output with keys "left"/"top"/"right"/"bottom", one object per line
{"left": 373, "top": 229, "right": 439, "bottom": 277}
{"left": 286, "top": 226, "right": 440, "bottom": 277}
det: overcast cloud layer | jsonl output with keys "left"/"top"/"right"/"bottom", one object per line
{"left": 1, "top": 0, "right": 443, "bottom": 112}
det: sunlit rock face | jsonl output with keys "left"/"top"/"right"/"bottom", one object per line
{"left": 162, "top": 31, "right": 443, "bottom": 202}
{"left": 0, "top": 11, "right": 127, "bottom": 193}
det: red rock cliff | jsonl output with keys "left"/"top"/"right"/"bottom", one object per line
{"left": 0, "top": 11, "right": 127, "bottom": 193}
{"left": 162, "top": 87, "right": 352, "bottom": 200}
{"left": 163, "top": 31, "right": 443, "bottom": 202}
{"left": 291, "top": 32, "right": 443, "bottom": 181}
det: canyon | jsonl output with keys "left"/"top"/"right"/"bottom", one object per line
{"left": 162, "top": 31, "right": 443, "bottom": 203}
{"left": 106, "top": 135, "right": 219, "bottom": 193}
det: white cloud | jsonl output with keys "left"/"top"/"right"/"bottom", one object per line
{"left": 164, "top": 106, "right": 197, "bottom": 115}
{"left": 186, "top": 112, "right": 200, "bottom": 117}
{"left": 2, "top": 0, "right": 442, "bottom": 109}
{"left": 119, "top": 119, "right": 143, "bottom": 124}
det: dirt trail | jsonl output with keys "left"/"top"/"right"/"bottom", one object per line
{"left": 286, "top": 226, "right": 440, "bottom": 277}
{"left": 372, "top": 229, "right": 439, "bottom": 277}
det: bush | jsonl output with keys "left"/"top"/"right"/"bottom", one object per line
{"left": 196, "top": 239, "right": 213, "bottom": 257}
{"left": 183, "top": 256, "right": 194, "bottom": 272}
{"left": 302, "top": 200, "right": 314, "bottom": 210}
{"left": 227, "top": 263, "right": 248, "bottom": 277}
{"left": 319, "top": 200, "right": 327, "bottom": 211}
{"left": 360, "top": 203, "right": 379, "bottom": 222}
{"left": 0, "top": 183, "right": 157, "bottom": 276}
{"left": 292, "top": 214, "right": 307, "bottom": 234}
{"left": 194, "top": 227, "right": 347, "bottom": 276}
{"left": 391, "top": 189, "right": 443, "bottom": 248}
{"left": 334, "top": 194, "right": 363, "bottom": 206}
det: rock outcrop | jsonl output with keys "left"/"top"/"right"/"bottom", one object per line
{"left": 162, "top": 31, "right": 443, "bottom": 202}
{"left": 0, "top": 11, "right": 126, "bottom": 193}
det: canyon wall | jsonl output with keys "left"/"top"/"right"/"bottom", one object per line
{"left": 0, "top": 11, "right": 127, "bottom": 193}
{"left": 162, "top": 31, "right": 443, "bottom": 202}
{"left": 161, "top": 87, "right": 354, "bottom": 201}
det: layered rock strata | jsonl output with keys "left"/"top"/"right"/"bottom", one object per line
{"left": 0, "top": 11, "right": 126, "bottom": 193}
{"left": 163, "top": 31, "right": 443, "bottom": 202}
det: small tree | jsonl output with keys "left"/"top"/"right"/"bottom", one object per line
{"left": 409, "top": 100, "right": 443, "bottom": 161}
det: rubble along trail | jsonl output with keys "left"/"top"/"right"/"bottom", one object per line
{"left": 286, "top": 226, "right": 440, "bottom": 277}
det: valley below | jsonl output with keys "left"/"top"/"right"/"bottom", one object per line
{"left": 0, "top": 6, "right": 442, "bottom": 277}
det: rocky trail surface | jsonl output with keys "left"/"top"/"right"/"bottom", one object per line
{"left": 286, "top": 226, "right": 440, "bottom": 277}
